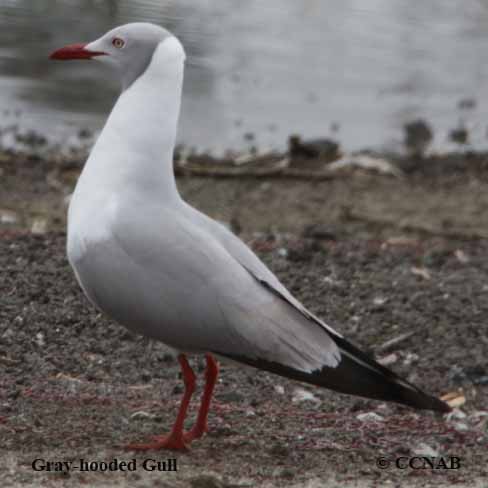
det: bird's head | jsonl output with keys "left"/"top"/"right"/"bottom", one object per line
{"left": 50, "top": 23, "right": 185, "bottom": 89}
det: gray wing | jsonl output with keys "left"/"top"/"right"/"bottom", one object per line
{"left": 182, "top": 203, "right": 344, "bottom": 339}
{"left": 112, "top": 205, "right": 341, "bottom": 373}
{"left": 106, "top": 204, "right": 450, "bottom": 414}
{"left": 174, "top": 208, "right": 452, "bottom": 414}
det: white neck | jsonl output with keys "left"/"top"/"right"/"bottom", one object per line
{"left": 79, "top": 38, "right": 185, "bottom": 201}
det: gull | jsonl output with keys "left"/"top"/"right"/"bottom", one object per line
{"left": 50, "top": 23, "right": 450, "bottom": 451}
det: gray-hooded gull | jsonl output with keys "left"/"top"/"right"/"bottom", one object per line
{"left": 50, "top": 23, "right": 450, "bottom": 451}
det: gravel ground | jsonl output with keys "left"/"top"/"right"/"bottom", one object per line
{"left": 1, "top": 232, "right": 487, "bottom": 487}
{"left": 1, "top": 150, "right": 488, "bottom": 487}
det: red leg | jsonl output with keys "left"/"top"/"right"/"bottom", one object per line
{"left": 126, "top": 354, "right": 196, "bottom": 451}
{"left": 184, "top": 353, "right": 219, "bottom": 442}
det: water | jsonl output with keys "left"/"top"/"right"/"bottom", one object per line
{"left": 2, "top": 0, "right": 488, "bottom": 154}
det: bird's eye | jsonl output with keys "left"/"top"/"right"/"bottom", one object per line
{"left": 112, "top": 37, "right": 125, "bottom": 49}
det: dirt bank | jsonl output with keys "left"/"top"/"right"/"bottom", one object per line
{"left": 2, "top": 149, "right": 488, "bottom": 240}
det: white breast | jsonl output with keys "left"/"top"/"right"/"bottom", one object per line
{"left": 66, "top": 182, "right": 117, "bottom": 268}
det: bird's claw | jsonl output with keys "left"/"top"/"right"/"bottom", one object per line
{"left": 125, "top": 433, "right": 189, "bottom": 451}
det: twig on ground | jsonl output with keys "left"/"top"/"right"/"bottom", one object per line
{"left": 376, "top": 331, "right": 416, "bottom": 353}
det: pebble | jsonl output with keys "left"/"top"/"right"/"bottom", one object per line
{"left": 274, "top": 385, "right": 285, "bottom": 395}
{"left": 35, "top": 332, "right": 45, "bottom": 347}
{"left": 130, "top": 411, "right": 155, "bottom": 420}
{"left": 2, "top": 327, "right": 16, "bottom": 339}
{"left": 452, "top": 422, "right": 469, "bottom": 431}
{"left": 356, "top": 412, "right": 384, "bottom": 422}
{"left": 412, "top": 442, "right": 439, "bottom": 457}
{"left": 292, "top": 387, "right": 320, "bottom": 404}
{"left": 454, "top": 249, "right": 470, "bottom": 263}
{"left": 377, "top": 352, "right": 398, "bottom": 366}
{"left": 402, "top": 352, "right": 419, "bottom": 366}
{"left": 277, "top": 247, "right": 288, "bottom": 258}
{"left": 0, "top": 210, "right": 18, "bottom": 225}
{"left": 446, "top": 408, "right": 467, "bottom": 421}
{"left": 31, "top": 218, "right": 48, "bottom": 235}
{"left": 244, "top": 407, "right": 256, "bottom": 417}
{"left": 411, "top": 266, "right": 431, "bottom": 280}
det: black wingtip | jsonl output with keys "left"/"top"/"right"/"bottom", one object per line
{"left": 234, "top": 259, "right": 450, "bottom": 412}
{"left": 386, "top": 377, "right": 451, "bottom": 413}
{"left": 331, "top": 335, "right": 452, "bottom": 413}
{"left": 216, "top": 347, "right": 451, "bottom": 414}
{"left": 431, "top": 397, "right": 452, "bottom": 414}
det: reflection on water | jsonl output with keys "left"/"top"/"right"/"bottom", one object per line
{"left": 2, "top": 0, "right": 488, "bottom": 153}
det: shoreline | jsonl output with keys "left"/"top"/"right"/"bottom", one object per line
{"left": 1, "top": 140, "right": 488, "bottom": 239}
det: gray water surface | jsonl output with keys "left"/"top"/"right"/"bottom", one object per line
{"left": 2, "top": 0, "right": 488, "bottom": 153}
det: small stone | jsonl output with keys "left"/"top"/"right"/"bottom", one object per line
{"left": 356, "top": 412, "right": 384, "bottom": 423}
{"left": 244, "top": 407, "right": 256, "bottom": 417}
{"left": 2, "top": 327, "right": 16, "bottom": 339}
{"left": 274, "top": 385, "right": 285, "bottom": 395}
{"left": 35, "top": 332, "right": 45, "bottom": 347}
{"left": 292, "top": 387, "right": 320, "bottom": 404}
{"left": 402, "top": 352, "right": 419, "bottom": 366}
{"left": 130, "top": 411, "right": 155, "bottom": 420}
{"left": 377, "top": 353, "right": 398, "bottom": 366}
{"left": 31, "top": 218, "right": 48, "bottom": 235}
{"left": 453, "top": 422, "right": 469, "bottom": 431}
{"left": 411, "top": 266, "right": 431, "bottom": 280}
{"left": 277, "top": 247, "right": 288, "bottom": 258}
{"left": 412, "top": 442, "right": 439, "bottom": 457}
{"left": 0, "top": 210, "right": 18, "bottom": 225}
{"left": 446, "top": 409, "right": 467, "bottom": 421}
{"left": 13, "top": 316, "right": 24, "bottom": 326}
{"left": 454, "top": 249, "right": 470, "bottom": 264}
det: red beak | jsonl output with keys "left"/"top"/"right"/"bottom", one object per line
{"left": 49, "top": 43, "right": 106, "bottom": 60}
